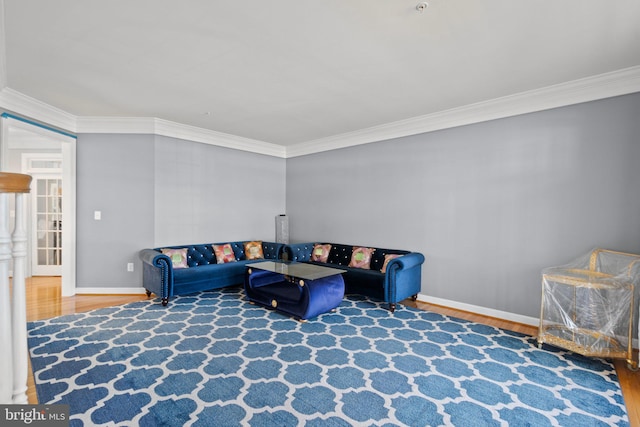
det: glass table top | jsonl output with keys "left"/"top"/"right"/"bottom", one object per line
{"left": 249, "top": 261, "right": 345, "bottom": 280}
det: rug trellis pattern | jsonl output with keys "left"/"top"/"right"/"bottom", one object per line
{"left": 27, "top": 287, "right": 629, "bottom": 426}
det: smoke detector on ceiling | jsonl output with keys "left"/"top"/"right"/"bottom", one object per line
{"left": 416, "top": 2, "right": 429, "bottom": 12}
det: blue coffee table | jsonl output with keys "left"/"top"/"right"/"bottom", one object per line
{"left": 245, "top": 261, "right": 345, "bottom": 321}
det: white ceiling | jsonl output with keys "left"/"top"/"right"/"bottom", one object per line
{"left": 2, "top": 0, "right": 640, "bottom": 149}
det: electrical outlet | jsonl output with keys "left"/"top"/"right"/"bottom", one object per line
{"left": 127, "top": 263, "right": 134, "bottom": 272}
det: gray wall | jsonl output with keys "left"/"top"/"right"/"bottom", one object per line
{"left": 77, "top": 134, "right": 155, "bottom": 288}
{"left": 153, "top": 135, "right": 286, "bottom": 246}
{"left": 73, "top": 93, "right": 640, "bottom": 315}
{"left": 286, "top": 93, "right": 640, "bottom": 318}
{"left": 76, "top": 134, "right": 286, "bottom": 289}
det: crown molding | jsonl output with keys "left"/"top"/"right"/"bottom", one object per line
{"left": 76, "top": 116, "right": 156, "bottom": 134}
{"left": 0, "top": 87, "right": 78, "bottom": 132}
{"left": 285, "top": 66, "right": 640, "bottom": 158}
{"left": 2, "top": 66, "right": 639, "bottom": 159}
{"left": 0, "top": 90, "right": 285, "bottom": 157}
{"left": 152, "top": 118, "right": 286, "bottom": 158}
{"left": 76, "top": 116, "right": 286, "bottom": 158}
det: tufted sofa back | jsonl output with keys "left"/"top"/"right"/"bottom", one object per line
{"left": 285, "top": 242, "right": 315, "bottom": 262}
{"left": 227, "top": 241, "right": 282, "bottom": 262}
{"left": 287, "top": 243, "right": 410, "bottom": 272}
{"left": 156, "top": 241, "right": 283, "bottom": 267}
{"left": 185, "top": 244, "right": 217, "bottom": 267}
{"left": 325, "top": 244, "right": 410, "bottom": 271}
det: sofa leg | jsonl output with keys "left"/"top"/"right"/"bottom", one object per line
{"left": 389, "top": 303, "right": 396, "bottom": 313}
{"left": 145, "top": 290, "right": 152, "bottom": 298}
{"left": 161, "top": 297, "right": 169, "bottom": 306}
{"left": 411, "top": 294, "right": 418, "bottom": 301}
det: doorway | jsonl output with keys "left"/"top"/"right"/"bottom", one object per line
{"left": 23, "top": 155, "right": 63, "bottom": 276}
{"left": 2, "top": 114, "right": 76, "bottom": 295}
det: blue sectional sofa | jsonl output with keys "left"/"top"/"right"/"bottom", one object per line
{"left": 139, "top": 241, "right": 283, "bottom": 305}
{"left": 283, "top": 242, "right": 425, "bottom": 312}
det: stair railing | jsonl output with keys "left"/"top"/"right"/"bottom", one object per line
{"left": 0, "top": 172, "right": 32, "bottom": 404}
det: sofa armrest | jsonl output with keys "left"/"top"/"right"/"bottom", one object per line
{"left": 387, "top": 252, "right": 425, "bottom": 272}
{"left": 384, "top": 252, "right": 425, "bottom": 304}
{"left": 139, "top": 248, "right": 169, "bottom": 267}
{"left": 139, "top": 248, "right": 173, "bottom": 304}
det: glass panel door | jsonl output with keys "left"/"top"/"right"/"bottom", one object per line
{"left": 33, "top": 177, "right": 62, "bottom": 275}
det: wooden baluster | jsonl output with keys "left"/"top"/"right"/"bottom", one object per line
{"left": 0, "top": 192, "right": 13, "bottom": 403}
{"left": 12, "top": 191, "right": 29, "bottom": 403}
{"left": 0, "top": 173, "right": 32, "bottom": 404}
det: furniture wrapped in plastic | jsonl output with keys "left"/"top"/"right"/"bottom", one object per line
{"left": 538, "top": 248, "right": 640, "bottom": 369}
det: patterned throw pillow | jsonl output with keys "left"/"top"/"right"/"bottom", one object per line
{"left": 213, "top": 244, "right": 237, "bottom": 263}
{"left": 348, "top": 247, "right": 375, "bottom": 269}
{"left": 310, "top": 244, "right": 332, "bottom": 263}
{"left": 161, "top": 248, "right": 188, "bottom": 269}
{"left": 244, "top": 241, "right": 264, "bottom": 260}
{"left": 380, "top": 254, "right": 402, "bottom": 273}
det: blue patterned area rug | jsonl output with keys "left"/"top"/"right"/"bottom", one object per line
{"left": 28, "top": 287, "right": 629, "bottom": 426}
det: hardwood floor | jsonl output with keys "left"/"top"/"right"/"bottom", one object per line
{"left": 24, "top": 277, "right": 640, "bottom": 426}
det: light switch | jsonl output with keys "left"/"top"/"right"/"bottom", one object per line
{"left": 94, "top": 211, "right": 101, "bottom": 220}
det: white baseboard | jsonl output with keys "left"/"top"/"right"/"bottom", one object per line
{"left": 417, "top": 293, "right": 639, "bottom": 350}
{"left": 416, "top": 293, "right": 540, "bottom": 327}
{"left": 75, "top": 287, "right": 147, "bottom": 295}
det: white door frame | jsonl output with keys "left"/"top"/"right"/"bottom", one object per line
{"left": 61, "top": 139, "right": 76, "bottom": 296}
{"left": 1, "top": 115, "right": 77, "bottom": 296}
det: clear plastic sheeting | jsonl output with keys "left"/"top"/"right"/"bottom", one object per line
{"left": 538, "top": 248, "right": 640, "bottom": 369}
